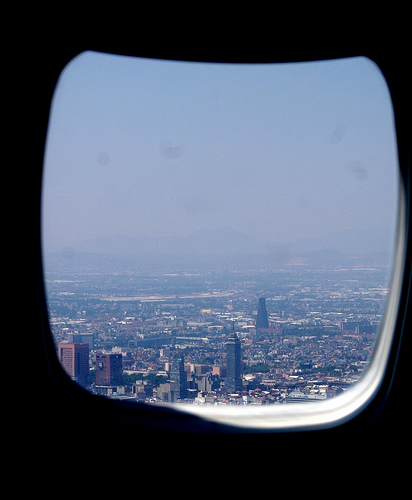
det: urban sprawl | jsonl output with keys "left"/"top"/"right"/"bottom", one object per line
{"left": 47, "top": 261, "right": 390, "bottom": 406}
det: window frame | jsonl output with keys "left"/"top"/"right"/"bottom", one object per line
{"left": 36, "top": 43, "right": 411, "bottom": 434}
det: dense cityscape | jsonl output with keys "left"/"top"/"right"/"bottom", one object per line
{"left": 46, "top": 255, "right": 391, "bottom": 407}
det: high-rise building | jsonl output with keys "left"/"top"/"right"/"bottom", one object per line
{"left": 169, "top": 355, "right": 188, "bottom": 401}
{"left": 67, "top": 332, "right": 94, "bottom": 350}
{"left": 226, "top": 329, "right": 242, "bottom": 394}
{"left": 58, "top": 342, "right": 89, "bottom": 386}
{"left": 95, "top": 353, "right": 123, "bottom": 386}
{"left": 197, "top": 373, "right": 220, "bottom": 393}
{"left": 256, "top": 297, "right": 269, "bottom": 337}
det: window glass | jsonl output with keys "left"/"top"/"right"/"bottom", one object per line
{"left": 42, "top": 52, "right": 399, "bottom": 420}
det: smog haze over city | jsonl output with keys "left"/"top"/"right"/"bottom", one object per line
{"left": 42, "top": 53, "right": 399, "bottom": 407}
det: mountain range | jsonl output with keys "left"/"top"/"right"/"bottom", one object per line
{"left": 73, "top": 226, "right": 395, "bottom": 258}
{"left": 45, "top": 226, "right": 396, "bottom": 272}
{"left": 74, "top": 227, "right": 393, "bottom": 258}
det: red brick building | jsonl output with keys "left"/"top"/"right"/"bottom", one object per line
{"left": 58, "top": 342, "right": 89, "bottom": 386}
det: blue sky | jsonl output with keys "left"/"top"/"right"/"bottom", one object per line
{"left": 42, "top": 52, "right": 399, "bottom": 252}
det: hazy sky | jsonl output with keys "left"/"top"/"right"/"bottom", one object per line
{"left": 42, "top": 52, "right": 399, "bottom": 252}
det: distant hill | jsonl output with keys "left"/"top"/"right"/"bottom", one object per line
{"left": 45, "top": 226, "right": 396, "bottom": 272}
{"left": 74, "top": 227, "right": 264, "bottom": 255}
{"left": 73, "top": 225, "right": 395, "bottom": 257}
{"left": 288, "top": 226, "right": 396, "bottom": 256}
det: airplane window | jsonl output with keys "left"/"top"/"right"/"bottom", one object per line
{"left": 41, "top": 51, "right": 401, "bottom": 430}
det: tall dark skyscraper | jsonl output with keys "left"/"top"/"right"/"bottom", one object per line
{"left": 256, "top": 297, "right": 269, "bottom": 337}
{"left": 226, "top": 325, "right": 242, "bottom": 394}
{"left": 170, "top": 354, "right": 188, "bottom": 401}
{"left": 95, "top": 352, "right": 123, "bottom": 386}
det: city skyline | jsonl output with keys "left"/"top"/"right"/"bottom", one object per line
{"left": 46, "top": 262, "right": 390, "bottom": 406}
